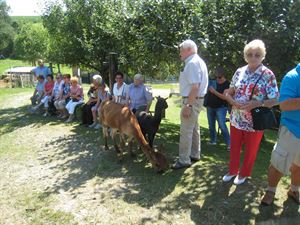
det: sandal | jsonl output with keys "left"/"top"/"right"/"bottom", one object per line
{"left": 261, "top": 190, "right": 275, "bottom": 206}
{"left": 287, "top": 190, "right": 300, "bottom": 204}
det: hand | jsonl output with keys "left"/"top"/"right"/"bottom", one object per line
{"left": 231, "top": 100, "right": 243, "bottom": 110}
{"left": 182, "top": 106, "right": 192, "bottom": 119}
{"left": 209, "top": 86, "right": 216, "bottom": 94}
{"left": 240, "top": 100, "right": 261, "bottom": 111}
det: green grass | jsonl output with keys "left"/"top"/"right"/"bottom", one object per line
{"left": 10, "top": 16, "right": 42, "bottom": 24}
{"left": 146, "top": 82, "right": 179, "bottom": 90}
{"left": 0, "top": 59, "right": 32, "bottom": 75}
{"left": 0, "top": 59, "right": 72, "bottom": 76}
{"left": 0, "top": 87, "right": 299, "bottom": 225}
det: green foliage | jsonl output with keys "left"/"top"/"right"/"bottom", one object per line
{"left": 0, "top": 0, "right": 15, "bottom": 55}
{"left": 13, "top": 23, "right": 49, "bottom": 62}
{"left": 38, "top": 0, "right": 300, "bottom": 80}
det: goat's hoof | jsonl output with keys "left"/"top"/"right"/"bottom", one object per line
{"left": 104, "top": 145, "right": 109, "bottom": 151}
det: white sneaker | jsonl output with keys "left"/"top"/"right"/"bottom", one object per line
{"left": 222, "top": 173, "right": 236, "bottom": 182}
{"left": 233, "top": 176, "right": 246, "bottom": 185}
{"left": 94, "top": 123, "right": 102, "bottom": 129}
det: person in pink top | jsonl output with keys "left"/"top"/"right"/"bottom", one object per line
{"left": 32, "top": 74, "right": 54, "bottom": 116}
{"left": 65, "top": 76, "right": 84, "bottom": 122}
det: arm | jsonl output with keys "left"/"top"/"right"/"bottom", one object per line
{"left": 224, "top": 88, "right": 243, "bottom": 109}
{"left": 280, "top": 98, "right": 300, "bottom": 111}
{"left": 209, "top": 87, "right": 227, "bottom": 100}
{"left": 182, "top": 83, "right": 200, "bottom": 119}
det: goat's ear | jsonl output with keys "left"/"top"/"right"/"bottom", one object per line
{"left": 164, "top": 97, "right": 168, "bottom": 100}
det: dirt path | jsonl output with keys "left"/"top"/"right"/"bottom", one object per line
{"left": 0, "top": 91, "right": 299, "bottom": 225}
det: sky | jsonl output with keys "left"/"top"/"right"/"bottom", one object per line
{"left": 6, "top": 0, "right": 44, "bottom": 16}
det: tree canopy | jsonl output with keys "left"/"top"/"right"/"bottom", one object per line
{"left": 0, "top": 0, "right": 14, "bottom": 56}
{"left": 2, "top": 0, "right": 299, "bottom": 81}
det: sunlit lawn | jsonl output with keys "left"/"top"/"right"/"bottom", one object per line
{"left": 0, "top": 87, "right": 298, "bottom": 225}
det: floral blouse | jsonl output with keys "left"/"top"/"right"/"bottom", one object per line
{"left": 230, "top": 64, "right": 279, "bottom": 131}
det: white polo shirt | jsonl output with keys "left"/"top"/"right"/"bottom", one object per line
{"left": 113, "top": 82, "right": 127, "bottom": 103}
{"left": 179, "top": 54, "right": 208, "bottom": 97}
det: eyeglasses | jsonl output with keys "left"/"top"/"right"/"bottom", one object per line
{"left": 115, "top": 77, "right": 123, "bottom": 80}
{"left": 246, "top": 53, "right": 261, "bottom": 58}
{"left": 216, "top": 76, "right": 223, "bottom": 79}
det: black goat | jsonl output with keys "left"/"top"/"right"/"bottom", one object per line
{"left": 136, "top": 96, "right": 168, "bottom": 148}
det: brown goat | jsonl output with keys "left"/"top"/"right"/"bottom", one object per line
{"left": 99, "top": 99, "right": 168, "bottom": 172}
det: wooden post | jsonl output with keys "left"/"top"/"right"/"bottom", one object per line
{"left": 109, "top": 52, "right": 118, "bottom": 93}
{"left": 49, "top": 62, "right": 53, "bottom": 75}
{"left": 57, "top": 64, "right": 61, "bottom": 73}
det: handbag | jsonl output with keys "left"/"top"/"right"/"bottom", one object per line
{"left": 250, "top": 70, "right": 278, "bottom": 130}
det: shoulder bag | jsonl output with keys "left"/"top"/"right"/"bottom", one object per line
{"left": 250, "top": 70, "right": 278, "bottom": 130}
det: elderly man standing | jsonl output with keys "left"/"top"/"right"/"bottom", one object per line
{"left": 172, "top": 40, "right": 208, "bottom": 170}
{"left": 261, "top": 63, "right": 300, "bottom": 205}
{"left": 126, "top": 74, "right": 152, "bottom": 114}
{"left": 32, "top": 59, "right": 51, "bottom": 80}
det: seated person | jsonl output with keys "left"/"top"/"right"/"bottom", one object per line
{"left": 65, "top": 76, "right": 84, "bottom": 122}
{"left": 126, "top": 73, "right": 152, "bottom": 114}
{"left": 51, "top": 73, "right": 64, "bottom": 116}
{"left": 30, "top": 75, "right": 45, "bottom": 105}
{"left": 90, "top": 80, "right": 111, "bottom": 129}
{"left": 32, "top": 74, "right": 54, "bottom": 116}
{"left": 81, "top": 75, "right": 102, "bottom": 126}
{"left": 112, "top": 71, "right": 127, "bottom": 104}
{"left": 54, "top": 74, "right": 71, "bottom": 118}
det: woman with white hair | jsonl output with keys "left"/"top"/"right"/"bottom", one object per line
{"left": 81, "top": 74, "right": 102, "bottom": 126}
{"left": 126, "top": 73, "right": 153, "bottom": 114}
{"left": 222, "top": 39, "right": 279, "bottom": 185}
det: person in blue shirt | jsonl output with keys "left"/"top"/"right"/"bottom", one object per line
{"left": 261, "top": 63, "right": 300, "bottom": 205}
{"left": 30, "top": 75, "right": 45, "bottom": 105}
{"left": 32, "top": 59, "right": 51, "bottom": 79}
{"left": 126, "top": 74, "right": 153, "bottom": 114}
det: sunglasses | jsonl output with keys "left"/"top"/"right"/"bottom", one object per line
{"left": 246, "top": 53, "right": 261, "bottom": 58}
{"left": 216, "top": 76, "right": 223, "bottom": 79}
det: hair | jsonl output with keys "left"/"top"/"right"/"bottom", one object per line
{"left": 38, "top": 75, "right": 44, "bottom": 80}
{"left": 244, "top": 39, "right": 266, "bottom": 61}
{"left": 101, "top": 79, "right": 106, "bottom": 87}
{"left": 63, "top": 74, "right": 71, "bottom": 79}
{"left": 70, "top": 76, "right": 78, "bottom": 83}
{"left": 92, "top": 74, "right": 102, "bottom": 84}
{"left": 216, "top": 67, "right": 225, "bottom": 77}
{"left": 37, "top": 59, "right": 44, "bottom": 64}
{"left": 46, "top": 74, "right": 53, "bottom": 80}
{"left": 134, "top": 73, "right": 143, "bottom": 80}
{"left": 179, "top": 40, "right": 198, "bottom": 53}
{"left": 115, "top": 71, "right": 124, "bottom": 79}
{"left": 56, "top": 73, "right": 62, "bottom": 79}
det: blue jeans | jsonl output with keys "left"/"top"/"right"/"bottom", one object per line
{"left": 206, "top": 106, "right": 230, "bottom": 146}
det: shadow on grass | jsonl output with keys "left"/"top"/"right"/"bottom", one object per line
{"left": 0, "top": 105, "right": 63, "bottom": 135}
{"left": 1, "top": 100, "right": 298, "bottom": 224}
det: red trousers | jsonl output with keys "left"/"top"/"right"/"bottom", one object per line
{"left": 229, "top": 125, "right": 264, "bottom": 177}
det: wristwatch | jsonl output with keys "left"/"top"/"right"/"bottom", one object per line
{"left": 185, "top": 104, "right": 192, "bottom": 108}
